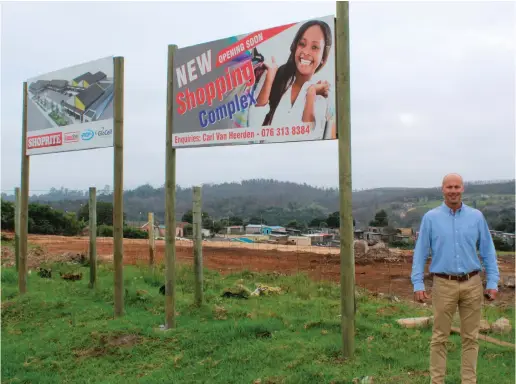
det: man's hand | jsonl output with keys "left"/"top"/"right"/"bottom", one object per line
{"left": 414, "top": 290, "right": 430, "bottom": 303}
{"left": 484, "top": 289, "right": 497, "bottom": 301}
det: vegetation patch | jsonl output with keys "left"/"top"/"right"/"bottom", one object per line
{"left": 2, "top": 263, "right": 514, "bottom": 384}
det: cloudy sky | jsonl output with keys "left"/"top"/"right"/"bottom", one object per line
{"left": 1, "top": 1, "right": 515, "bottom": 195}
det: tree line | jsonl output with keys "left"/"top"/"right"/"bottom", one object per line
{"left": 1, "top": 200, "right": 148, "bottom": 239}
{"left": 1, "top": 179, "right": 514, "bottom": 235}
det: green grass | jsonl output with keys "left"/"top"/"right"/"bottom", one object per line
{"left": 1, "top": 263, "right": 515, "bottom": 384}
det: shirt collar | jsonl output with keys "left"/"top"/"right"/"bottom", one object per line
{"left": 441, "top": 202, "right": 465, "bottom": 215}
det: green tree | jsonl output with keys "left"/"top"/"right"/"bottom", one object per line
{"left": 26, "top": 203, "right": 83, "bottom": 236}
{"left": 228, "top": 216, "right": 244, "bottom": 226}
{"left": 309, "top": 217, "right": 326, "bottom": 227}
{"left": 326, "top": 212, "right": 339, "bottom": 228}
{"left": 1, "top": 199, "right": 15, "bottom": 231}
{"left": 248, "top": 216, "right": 265, "bottom": 225}
{"left": 181, "top": 210, "right": 210, "bottom": 224}
{"left": 211, "top": 220, "right": 225, "bottom": 234}
{"left": 495, "top": 216, "right": 515, "bottom": 233}
{"left": 369, "top": 209, "right": 389, "bottom": 227}
{"left": 286, "top": 220, "right": 302, "bottom": 229}
{"left": 77, "top": 201, "right": 124, "bottom": 226}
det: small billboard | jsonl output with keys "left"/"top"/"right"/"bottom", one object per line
{"left": 172, "top": 15, "right": 336, "bottom": 148}
{"left": 26, "top": 56, "right": 114, "bottom": 156}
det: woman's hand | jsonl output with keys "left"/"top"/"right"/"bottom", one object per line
{"left": 264, "top": 56, "right": 278, "bottom": 79}
{"left": 308, "top": 80, "right": 330, "bottom": 98}
{"left": 255, "top": 56, "right": 278, "bottom": 107}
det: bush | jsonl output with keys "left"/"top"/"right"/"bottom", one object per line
{"left": 1, "top": 202, "right": 85, "bottom": 236}
{"left": 1, "top": 200, "right": 15, "bottom": 231}
{"left": 123, "top": 226, "right": 148, "bottom": 239}
{"left": 389, "top": 240, "right": 414, "bottom": 250}
{"left": 493, "top": 237, "right": 515, "bottom": 252}
{"left": 97, "top": 224, "right": 113, "bottom": 237}
{"left": 97, "top": 224, "right": 148, "bottom": 239}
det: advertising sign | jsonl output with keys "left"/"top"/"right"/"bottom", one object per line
{"left": 26, "top": 56, "right": 114, "bottom": 155}
{"left": 172, "top": 15, "right": 336, "bottom": 148}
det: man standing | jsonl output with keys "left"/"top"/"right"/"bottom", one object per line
{"left": 411, "top": 173, "right": 500, "bottom": 384}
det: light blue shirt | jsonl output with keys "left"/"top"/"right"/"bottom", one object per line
{"left": 411, "top": 202, "right": 499, "bottom": 292}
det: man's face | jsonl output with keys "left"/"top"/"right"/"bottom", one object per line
{"left": 442, "top": 175, "right": 464, "bottom": 207}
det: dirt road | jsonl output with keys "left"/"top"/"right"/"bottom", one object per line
{"left": 6, "top": 234, "right": 515, "bottom": 304}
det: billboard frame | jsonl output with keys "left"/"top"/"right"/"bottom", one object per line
{"left": 18, "top": 56, "right": 126, "bottom": 320}
{"left": 163, "top": 2, "right": 355, "bottom": 357}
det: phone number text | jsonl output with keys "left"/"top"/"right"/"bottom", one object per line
{"left": 260, "top": 125, "right": 311, "bottom": 137}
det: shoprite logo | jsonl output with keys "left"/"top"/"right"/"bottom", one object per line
{"left": 27, "top": 132, "right": 63, "bottom": 149}
{"left": 81, "top": 129, "right": 95, "bottom": 141}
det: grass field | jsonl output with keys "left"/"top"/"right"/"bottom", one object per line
{"left": 2, "top": 261, "right": 514, "bottom": 384}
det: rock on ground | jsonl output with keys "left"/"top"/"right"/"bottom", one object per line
{"left": 491, "top": 317, "right": 512, "bottom": 334}
{"left": 397, "top": 317, "right": 433, "bottom": 329}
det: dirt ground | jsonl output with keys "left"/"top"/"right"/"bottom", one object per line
{"left": 3, "top": 234, "right": 515, "bottom": 304}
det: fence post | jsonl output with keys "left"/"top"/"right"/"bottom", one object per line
{"left": 193, "top": 186, "right": 203, "bottom": 306}
{"left": 336, "top": 1, "right": 355, "bottom": 358}
{"left": 89, "top": 187, "right": 97, "bottom": 288}
{"left": 19, "top": 81, "right": 29, "bottom": 294}
{"left": 148, "top": 212, "right": 155, "bottom": 266}
{"left": 113, "top": 56, "right": 125, "bottom": 317}
{"left": 164, "top": 44, "right": 178, "bottom": 329}
{"left": 14, "top": 187, "right": 21, "bottom": 272}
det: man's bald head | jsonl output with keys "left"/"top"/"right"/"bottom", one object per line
{"left": 442, "top": 173, "right": 464, "bottom": 187}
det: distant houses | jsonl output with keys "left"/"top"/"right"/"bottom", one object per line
{"left": 355, "top": 226, "right": 414, "bottom": 244}
{"left": 135, "top": 220, "right": 425, "bottom": 248}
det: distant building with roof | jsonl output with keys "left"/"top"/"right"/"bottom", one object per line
{"left": 47, "top": 80, "right": 68, "bottom": 92}
{"left": 29, "top": 80, "right": 50, "bottom": 95}
{"left": 245, "top": 224, "right": 287, "bottom": 235}
{"left": 245, "top": 224, "right": 263, "bottom": 235}
{"left": 72, "top": 71, "right": 107, "bottom": 88}
{"left": 62, "top": 82, "right": 113, "bottom": 122}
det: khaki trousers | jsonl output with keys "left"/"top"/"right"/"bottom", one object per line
{"left": 430, "top": 273, "right": 483, "bottom": 384}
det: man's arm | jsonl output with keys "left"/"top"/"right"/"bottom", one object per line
{"left": 478, "top": 214, "right": 500, "bottom": 290}
{"left": 411, "top": 214, "right": 431, "bottom": 292}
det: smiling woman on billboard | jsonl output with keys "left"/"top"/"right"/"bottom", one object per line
{"left": 247, "top": 19, "right": 336, "bottom": 140}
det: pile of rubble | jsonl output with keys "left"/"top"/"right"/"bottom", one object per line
{"left": 354, "top": 240, "right": 401, "bottom": 264}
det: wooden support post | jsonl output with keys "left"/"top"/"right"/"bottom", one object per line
{"left": 113, "top": 56, "right": 125, "bottom": 317}
{"left": 19, "top": 82, "right": 29, "bottom": 294}
{"left": 192, "top": 186, "right": 203, "bottom": 306}
{"left": 165, "top": 44, "right": 178, "bottom": 329}
{"left": 89, "top": 187, "right": 97, "bottom": 288}
{"left": 14, "top": 187, "right": 20, "bottom": 272}
{"left": 336, "top": 1, "right": 355, "bottom": 358}
{"left": 148, "top": 212, "right": 155, "bottom": 266}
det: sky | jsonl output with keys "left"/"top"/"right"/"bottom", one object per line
{"left": 1, "top": 1, "right": 515, "bottom": 194}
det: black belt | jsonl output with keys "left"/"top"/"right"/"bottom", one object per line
{"left": 434, "top": 270, "right": 479, "bottom": 282}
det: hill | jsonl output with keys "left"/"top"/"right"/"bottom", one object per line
{"left": 1, "top": 179, "right": 514, "bottom": 232}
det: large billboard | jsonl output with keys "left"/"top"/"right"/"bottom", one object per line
{"left": 172, "top": 15, "right": 336, "bottom": 148}
{"left": 26, "top": 56, "right": 114, "bottom": 156}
